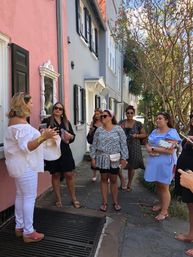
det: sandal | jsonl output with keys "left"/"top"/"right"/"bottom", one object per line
{"left": 155, "top": 213, "right": 168, "bottom": 221}
{"left": 72, "top": 200, "right": 81, "bottom": 209}
{"left": 127, "top": 186, "right": 132, "bottom": 192}
{"left": 113, "top": 203, "right": 121, "bottom": 211}
{"left": 120, "top": 185, "right": 127, "bottom": 191}
{"left": 186, "top": 248, "right": 193, "bottom": 257}
{"left": 152, "top": 205, "right": 161, "bottom": 212}
{"left": 100, "top": 203, "right": 108, "bottom": 212}
{"left": 55, "top": 201, "right": 62, "bottom": 208}
{"left": 175, "top": 233, "right": 193, "bottom": 242}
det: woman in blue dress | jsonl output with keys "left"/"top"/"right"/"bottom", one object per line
{"left": 144, "top": 112, "right": 181, "bottom": 221}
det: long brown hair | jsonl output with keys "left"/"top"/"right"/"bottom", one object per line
{"left": 50, "top": 102, "right": 69, "bottom": 130}
{"left": 8, "top": 92, "right": 31, "bottom": 118}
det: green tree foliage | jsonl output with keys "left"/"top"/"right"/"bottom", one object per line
{"left": 113, "top": 0, "right": 193, "bottom": 131}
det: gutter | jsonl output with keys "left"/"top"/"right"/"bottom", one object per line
{"left": 56, "top": 0, "right": 64, "bottom": 102}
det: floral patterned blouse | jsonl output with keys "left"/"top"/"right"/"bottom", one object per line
{"left": 90, "top": 125, "right": 128, "bottom": 169}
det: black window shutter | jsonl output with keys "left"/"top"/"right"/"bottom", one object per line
{"left": 75, "top": 0, "right": 81, "bottom": 35}
{"left": 95, "top": 28, "right": 98, "bottom": 56}
{"left": 89, "top": 16, "right": 92, "bottom": 50}
{"left": 73, "top": 84, "right": 79, "bottom": 125}
{"left": 81, "top": 88, "right": 86, "bottom": 123}
{"left": 11, "top": 43, "right": 29, "bottom": 96}
{"left": 98, "top": 96, "right": 101, "bottom": 108}
{"left": 95, "top": 95, "right": 98, "bottom": 109}
{"left": 84, "top": 8, "right": 88, "bottom": 42}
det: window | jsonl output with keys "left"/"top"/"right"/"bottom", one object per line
{"left": 74, "top": 84, "right": 86, "bottom": 125}
{"left": 107, "top": 27, "right": 116, "bottom": 73}
{"left": 94, "top": 28, "right": 98, "bottom": 56}
{"left": 0, "top": 34, "right": 9, "bottom": 156}
{"left": 84, "top": 7, "right": 91, "bottom": 46}
{"left": 39, "top": 60, "right": 59, "bottom": 118}
{"left": 95, "top": 95, "right": 101, "bottom": 109}
{"left": 75, "top": 0, "right": 81, "bottom": 35}
{"left": 90, "top": 25, "right": 98, "bottom": 56}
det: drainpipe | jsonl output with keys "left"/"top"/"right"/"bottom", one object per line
{"left": 56, "top": 0, "right": 64, "bottom": 102}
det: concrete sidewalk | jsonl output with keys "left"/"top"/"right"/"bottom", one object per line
{"left": 37, "top": 160, "right": 190, "bottom": 257}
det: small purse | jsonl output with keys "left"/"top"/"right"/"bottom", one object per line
{"left": 159, "top": 139, "right": 174, "bottom": 148}
{"left": 109, "top": 153, "right": 121, "bottom": 162}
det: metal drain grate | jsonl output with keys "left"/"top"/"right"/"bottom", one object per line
{"left": 0, "top": 208, "right": 106, "bottom": 257}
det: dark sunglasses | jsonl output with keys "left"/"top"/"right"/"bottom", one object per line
{"left": 54, "top": 106, "right": 63, "bottom": 111}
{"left": 101, "top": 114, "right": 109, "bottom": 119}
{"left": 126, "top": 112, "right": 134, "bottom": 115}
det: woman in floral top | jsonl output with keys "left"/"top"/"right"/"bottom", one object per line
{"left": 90, "top": 109, "right": 128, "bottom": 212}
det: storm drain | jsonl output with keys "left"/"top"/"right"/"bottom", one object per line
{"left": 0, "top": 208, "right": 106, "bottom": 257}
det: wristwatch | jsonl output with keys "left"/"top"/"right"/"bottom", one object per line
{"left": 151, "top": 147, "right": 154, "bottom": 151}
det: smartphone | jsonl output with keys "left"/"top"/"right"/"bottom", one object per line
{"left": 39, "top": 123, "right": 47, "bottom": 129}
{"left": 180, "top": 132, "right": 193, "bottom": 144}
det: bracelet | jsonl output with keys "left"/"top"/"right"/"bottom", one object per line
{"left": 37, "top": 135, "right": 46, "bottom": 145}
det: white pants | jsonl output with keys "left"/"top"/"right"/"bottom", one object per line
{"left": 15, "top": 170, "right": 38, "bottom": 235}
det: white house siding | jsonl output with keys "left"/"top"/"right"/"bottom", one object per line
{"left": 67, "top": 0, "right": 105, "bottom": 163}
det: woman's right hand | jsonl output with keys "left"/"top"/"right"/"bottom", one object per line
{"left": 42, "top": 127, "right": 58, "bottom": 140}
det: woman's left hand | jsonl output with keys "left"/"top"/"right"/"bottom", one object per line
{"left": 120, "top": 159, "right": 127, "bottom": 169}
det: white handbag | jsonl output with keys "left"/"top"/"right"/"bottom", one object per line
{"left": 43, "top": 135, "right": 61, "bottom": 161}
{"left": 159, "top": 139, "right": 174, "bottom": 148}
{"left": 109, "top": 153, "right": 121, "bottom": 162}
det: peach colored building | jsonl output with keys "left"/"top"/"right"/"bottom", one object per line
{"left": 0, "top": 0, "right": 69, "bottom": 222}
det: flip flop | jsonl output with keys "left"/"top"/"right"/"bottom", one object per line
{"left": 175, "top": 234, "right": 193, "bottom": 243}
{"left": 152, "top": 205, "right": 161, "bottom": 212}
{"left": 72, "top": 200, "right": 81, "bottom": 208}
{"left": 120, "top": 185, "right": 127, "bottom": 191}
{"left": 55, "top": 201, "right": 62, "bottom": 208}
{"left": 155, "top": 213, "right": 168, "bottom": 221}
{"left": 113, "top": 203, "right": 121, "bottom": 211}
{"left": 100, "top": 203, "right": 108, "bottom": 212}
{"left": 127, "top": 186, "right": 132, "bottom": 192}
{"left": 186, "top": 248, "right": 193, "bottom": 257}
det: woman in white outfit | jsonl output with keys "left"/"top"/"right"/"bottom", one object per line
{"left": 4, "top": 92, "right": 57, "bottom": 243}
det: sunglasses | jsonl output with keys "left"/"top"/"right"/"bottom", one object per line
{"left": 101, "top": 114, "right": 109, "bottom": 119}
{"left": 54, "top": 106, "right": 63, "bottom": 111}
{"left": 126, "top": 112, "right": 134, "bottom": 115}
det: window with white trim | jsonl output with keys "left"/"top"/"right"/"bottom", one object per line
{"left": 73, "top": 84, "right": 86, "bottom": 125}
{"left": 107, "top": 27, "right": 116, "bottom": 73}
{"left": 0, "top": 34, "right": 9, "bottom": 155}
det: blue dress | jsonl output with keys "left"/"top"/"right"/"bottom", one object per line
{"left": 144, "top": 128, "right": 181, "bottom": 185}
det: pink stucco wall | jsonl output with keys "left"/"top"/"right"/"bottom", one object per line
{"left": 0, "top": 0, "right": 69, "bottom": 211}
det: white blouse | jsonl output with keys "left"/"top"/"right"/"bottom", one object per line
{"left": 4, "top": 124, "right": 44, "bottom": 177}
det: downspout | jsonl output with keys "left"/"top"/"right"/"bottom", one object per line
{"left": 56, "top": 0, "right": 64, "bottom": 102}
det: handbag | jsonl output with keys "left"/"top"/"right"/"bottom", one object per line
{"left": 43, "top": 135, "right": 61, "bottom": 161}
{"left": 109, "top": 153, "right": 121, "bottom": 162}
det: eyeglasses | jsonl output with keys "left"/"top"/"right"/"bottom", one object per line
{"left": 54, "top": 106, "right": 63, "bottom": 111}
{"left": 126, "top": 112, "right": 134, "bottom": 115}
{"left": 101, "top": 115, "right": 109, "bottom": 119}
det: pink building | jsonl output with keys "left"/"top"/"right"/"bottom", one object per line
{"left": 0, "top": 0, "right": 69, "bottom": 222}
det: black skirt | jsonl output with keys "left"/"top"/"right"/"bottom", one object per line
{"left": 175, "top": 148, "right": 193, "bottom": 203}
{"left": 45, "top": 142, "right": 75, "bottom": 174}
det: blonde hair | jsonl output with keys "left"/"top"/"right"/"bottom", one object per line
{"left": 8, "top": 92, "right": 31, "bottom": 118}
